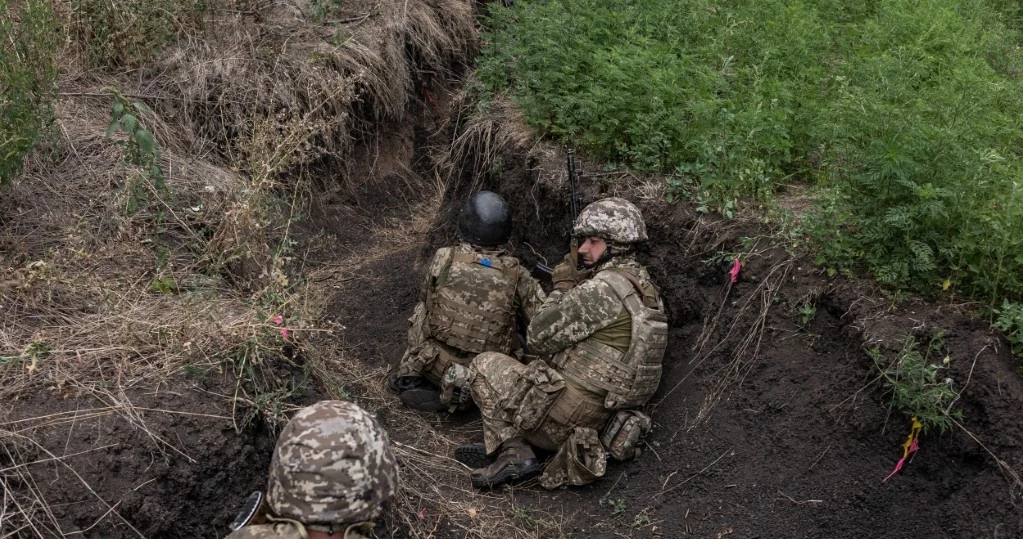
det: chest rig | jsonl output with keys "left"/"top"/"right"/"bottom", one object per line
{"left": 426, "top": 249, "right": 522, "bottom": 355}
{"left": 554, "top": 268, "right": 668, "bottom": 410}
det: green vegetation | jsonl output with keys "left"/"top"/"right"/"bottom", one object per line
{"left": 798, "top": 302, "right": 817, "bottom": 328}
{"left": 104, "top": 89, "right": 167, "bottom": 213}
{"left": 0, "top": 0, "right": 58, "bottom": 186}
{"left": 479, "top": 0, "right": 1023, "bottom": 312}
{"left": 869, "top": 332, "right": 962, "bottom": 434}
{"left": 994, "top": 300, "right": 1023, "bottom": 357}
{"left": 70, "top": 0, "right": 220, "bottom": 68}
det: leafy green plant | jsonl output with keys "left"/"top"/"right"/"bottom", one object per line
{"left": 480, "top": 0, "right": 1023, "bottom": 309}
{"left": 104, "top": 89, "right": 166, "bottom": 214}
{"left": 869, "top": 332, "right": 962, "bottom": 434}
{"left": 993, "top": 300, "right": 1023, "bottom": 357}
{"left": 798, "top": 302, "right": 817, "bottom": 327}
{"left": 0, "top": 0, "right": 58, "bottom": 186}
{"left": 598, "top": 494, "right": 627, "bottom": 516}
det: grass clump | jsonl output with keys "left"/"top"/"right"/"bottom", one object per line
{"left": 479, "top": 0, "right": 1023, "bottom": 311}
{"left": 69, "top": 0, "right": 223, "bottom": 68}
{"left": 0, "top": 0, "right": 58, "bottom": 186}
{"left": 869, "top": 332, "right": 962, "bottom": 434}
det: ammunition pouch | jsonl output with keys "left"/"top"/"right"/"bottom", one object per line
{"left": 439, "top": 363, "right": 475, "bottom": 412}
{"left": 538, "top": 427, "right": 607, "bottom": 489}
{"left": 600, "top": 410, "right": 652, "bottom": 461}
{"left": 503, "top": 361, "right": 565, "bottom": 431}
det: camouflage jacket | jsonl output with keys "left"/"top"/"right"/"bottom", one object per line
{"left": 420, "top": 243, "right": 545, "bottom": 354}
{"left": 527, "top": 255, "right": 655, "bottom": 355}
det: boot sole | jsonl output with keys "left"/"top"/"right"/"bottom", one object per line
{"left": 454, "top": 444, "right": 493, "bottom": 469}
{"left": 471, "top": 459, "right": 542, "bottom": 489}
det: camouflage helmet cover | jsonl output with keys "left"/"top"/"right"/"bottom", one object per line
{"left": 266, "top": 400, "right": 398, "bottom": 526}
{"left": 572, "top": 198, "right": 648, "bottom": 243}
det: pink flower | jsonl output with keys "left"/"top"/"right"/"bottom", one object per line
{"left": 272, "top": 315, "right": 284, "bottom": 325}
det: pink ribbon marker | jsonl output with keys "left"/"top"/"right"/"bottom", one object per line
{"left": 729, "top": 258, "right": 742, "bottom": 283}
{"left": 884, "top": 417, "right": 922, "bottom": 482}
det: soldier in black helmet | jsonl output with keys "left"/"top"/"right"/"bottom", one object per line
{"left": 387, "top": 191, "right": 546, "bottom": 412}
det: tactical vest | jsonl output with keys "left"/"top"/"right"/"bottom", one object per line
{"left": 553, "top": 268, "right": 668, "bottom": 410}
{"left": 425, "top": 249, "right": 521, "bottom": 355}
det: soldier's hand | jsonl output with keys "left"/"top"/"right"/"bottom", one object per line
{"left": 552, "top": 255, "right": 583, "bottom": 292}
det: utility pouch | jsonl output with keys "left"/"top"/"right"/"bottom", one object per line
{"left": 600, "top": 410, "right": 652, "bottom": 461}
{"left": 510, "top": 362, "right": 565, "bottom": 431}
{"left": 539, "top": 427, "right": 607, "bottom": 489}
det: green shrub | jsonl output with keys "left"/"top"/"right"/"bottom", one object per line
{"left": 869, "top": 332, "right": 962, "bottom": 434}
{"left": 0, "top": 0, "right": 58, "bottom": 185}
{"left": 994, "top": 300, "right": 1023, "bottom": 357}
{"left": 480, "top": 0, "right": 1023, "bottom": 308}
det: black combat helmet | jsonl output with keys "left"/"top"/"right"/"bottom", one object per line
{"left": 458, "top": 191, "right": 511, "bottom": 247}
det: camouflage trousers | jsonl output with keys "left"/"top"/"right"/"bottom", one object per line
{"left": 470, "top": 352, "right": 611, "bottom": 454}
{"left": 397, "top": 303, "right": 473, "bottom": 385}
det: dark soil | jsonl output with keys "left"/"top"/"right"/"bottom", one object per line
{"left": 333, "top": 146, "right": 1023, "bottom": 539}
{"left": 6, "top": 120, "right": 1023, "bottom": 539}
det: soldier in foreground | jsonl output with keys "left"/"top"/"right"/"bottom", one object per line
{"left": 456, "top": 198, "right": 667, "bottom": 489}
{"left": 388, "top": 191, "right": 545, "bottom": 412}
{"left": 225, "top": 400, "right": 398, "bottom": 539}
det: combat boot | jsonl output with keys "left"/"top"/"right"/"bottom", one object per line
{"left": 398, "top": 387, "right": 447, "bottom": 412}
{"left": 470, "top": 437, "right": 541, "bottom": 489}
{"left": 454, "top": 443, "right": 492, "bottom": 468}
{"left": 386, "top": 373, "right": 429, "bottom": 394}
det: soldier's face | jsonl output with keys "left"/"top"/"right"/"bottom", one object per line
{"left": 578, "top": 236, "right": 607, "bottom": 266}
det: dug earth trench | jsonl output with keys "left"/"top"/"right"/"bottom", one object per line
{"left": 3, "top": 2, "right": 1023, "bottom": 538}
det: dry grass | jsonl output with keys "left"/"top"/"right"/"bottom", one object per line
{"left": 439, "top": 90, "right": 534, "bottom": 195}
{"left": 0, "top": 1, "right": 534, "bottom": 537}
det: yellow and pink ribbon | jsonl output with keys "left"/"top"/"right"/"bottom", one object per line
{"left": 883, "top": 417, "right": 922, "bottom": 482}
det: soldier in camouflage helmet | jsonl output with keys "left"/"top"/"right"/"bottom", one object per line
{"left": 224, "top": 400, "right": 398, "bottom": 539}
{"left": 388, "top": 191, "right": 546, "bottom": 412}
{"left": 455, "top": 198, "right": 668, "bottom": 489}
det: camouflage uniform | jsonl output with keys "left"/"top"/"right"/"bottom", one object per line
{"left": 464, "top": 198, "right": 667, "bottom": 489}
{"left": 470, "top": 255, "right": 662, "bottom": 453}
{"left": 225, "top": 401, "right": 398, "bottom": 539}
{"left": 397, "top": 242, "right": 545, "bottom": 386}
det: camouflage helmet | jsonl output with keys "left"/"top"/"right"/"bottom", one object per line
{"left": 266, "top": 400, "right": 398, "bottom": 526}
{"left": 457, "top": 191, "right": 512, "bottom": 247}
{"left": 572, "top": 198, "right": 648, "bottom": 244}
